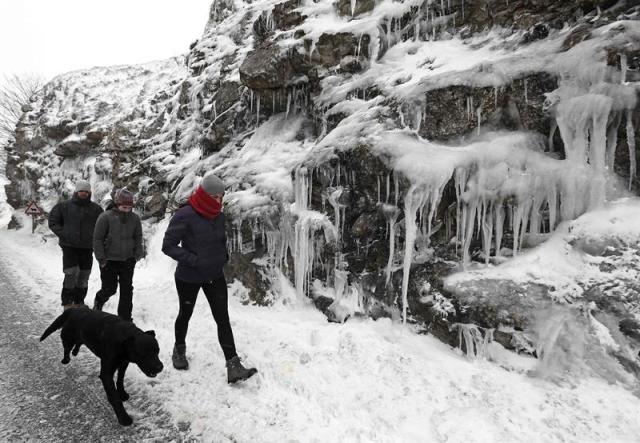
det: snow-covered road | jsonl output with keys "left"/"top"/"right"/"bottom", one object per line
{"left": 0, "top": 240, "right": 184, "bottom": 441}
{"left": 1, "top": 223, "right": 640, "bottom": 442}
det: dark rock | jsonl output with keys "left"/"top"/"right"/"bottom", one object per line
{"left": 521, "top": 23, "right": 549, "bottom": 44}
{"left": 334, "top": 0, "right": 376, "bottom": 17}
{"left": 421, "top": 72, "right": 557, "bottom": 141}
{"left": 272, "top": 0, "right": 305, "bottom": 29}
{"left": 311, "top": 33, "right": 371, "bottom": 67}
{"left": 42, "top": 122, "right": 73, "bottom": 139}
{"left": 619, "top": 318, "right": 640, "bottom": 342}
{"left": 86, "top": 130, "right": 106, "bottom": 143}
{"left": 240, "top": 43, "right": 310, "bottom": 89}
{"left": 54, "top": 137, "right": 94, "bottom": 157}
{"left": 21, "top": 104, "right": 33, "bottom": 113}
{"left": 143, "top": 193, "right": 168, "bottom": 219}
{"left": 562, "top": 24, "right": 592, "bottom": 50}
{"left": 339, "top": 55, "right": 364, "bottom": 73}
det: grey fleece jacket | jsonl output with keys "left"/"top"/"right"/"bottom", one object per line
{"left": 93, "top": 208, "right": 143, "bottom": 264}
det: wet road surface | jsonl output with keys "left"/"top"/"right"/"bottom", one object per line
{"left": 0, "top": 251, "right": 190, "bottom": 442}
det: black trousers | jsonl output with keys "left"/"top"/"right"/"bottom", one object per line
{"left": 95, "top": 258, "right": 135, "bottom": 321}
{"left": 61, "top": 247, "right": 93, "bottom": 305}
{"left": 174, "top": 276, "right": 237, "bottom": 361}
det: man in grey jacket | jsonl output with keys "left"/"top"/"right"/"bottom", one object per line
{"left": 92, "top": 189, "right": 143, "bottom": 321}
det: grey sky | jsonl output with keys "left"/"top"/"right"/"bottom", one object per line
{"left": 0, "top": 0, "right": 212, "bottom": 82}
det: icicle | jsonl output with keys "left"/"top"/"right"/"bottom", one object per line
{"left": 476, "top": 106, "right": 482, "bottom": 135}
{"left": 256, "top": 92, "right": 261, "bottom": 125}
{"left": 548, "top": 119, "right": 557, "bottom": 152}
{"left": 385, "top": 173, "right": 390, "bottom": 203}
{"left": 494, "top": 87, "right": 498, "bottom": 108}
{"left": 382, "top": 205, "right": 401, "bottom": 285}
{"left": 401, "top": 186, "right": 424, "bottom": 324}
{"left": 494, "top": 201, "right": 504, "bottom": 257}
{"left": 250, "top": 89, "right": 254, "bottom": 112}
{"left": 481, "top": 201, "right": 493, "bottom": 263}
{"left": 524, "top": 78, "right": 528, "bottom": 104}
{"left": 350, "top": 0, "right": 357, "bottom": 16}
{"left": 285, "top": 89, "right": 291, "bottom": 119}
{"left": 356, "top": 33, "right": 364, "bottom": 57}
{"left": 394, "top": 174, "right": 399, "bottom": 206}
{"left": 377, "top": 175, "right": 381, "bottom": 203}
{"left": 415, "top": 4, "right": 421, "bottom": 42}
{"left": 621, "top": 53, "right": 628, "bottom": 84}
{"left": 328, "top": 188, "right": 343, "bottom": 243}
{"left": 272, "top": 92, "right": 276, "bottom": 115}
{"left": 606, "top": 112, "right": 622, "bottom": 170}
{"left": 627, "top": 109, "right": 637, "bottom": 190}
{"left": 455, "top": 324, "right": 493, "bottom": 358}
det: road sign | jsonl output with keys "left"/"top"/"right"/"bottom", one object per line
{"left": 24, "top": 200, "right": 43, "bottom": 215}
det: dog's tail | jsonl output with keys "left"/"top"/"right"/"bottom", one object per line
{"left": 40, "top": 309, "right": 71, "bottom": 341}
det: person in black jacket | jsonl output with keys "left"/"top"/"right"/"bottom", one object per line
{"left": 92, "top": 189, "right": 144, "bottom": 321}
{"left": 162, "top": 173, "right": 257, "bottom": 383}
{"left": 48, "top": 180, "right": 103, "bottom": 309}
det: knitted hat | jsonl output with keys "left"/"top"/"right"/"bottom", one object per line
{"left": 75, "top": 180, "right": 91, "bottom": 193}
{"left": 201, "top": 174, "right": 225, "bottom": 196}
{"left": 115, "top": 189, "right": 134, "bottom": 206}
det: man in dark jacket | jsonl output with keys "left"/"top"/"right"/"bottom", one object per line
{"left": 92, "top": 189, "right": 144, "bottom": 322}
{"left": 162, "top": 173, "right": 257, "bottom": 383}
{"left": 48, "top": 180, "right": 103, "bottom": 309}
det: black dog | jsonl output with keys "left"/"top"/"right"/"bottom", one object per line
{"left": 40, "top": 307, "right": 163, "bottom": 426}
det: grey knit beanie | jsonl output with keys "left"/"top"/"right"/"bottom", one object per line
{"left": 75, "top": 180, "right": 91, "bottom": 193}
{"left": 201, "top": 174, "right": 225, "bottom": 196}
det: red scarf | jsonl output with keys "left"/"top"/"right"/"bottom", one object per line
{"left": 188, "top": 186, "right": 222, "bottom": 220}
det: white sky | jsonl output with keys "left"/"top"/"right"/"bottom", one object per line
{"left": 0, "top": 0, "right": 212, "bottom": 82}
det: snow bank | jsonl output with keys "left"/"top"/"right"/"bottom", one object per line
{"left": 2, "top": 226, "right": 640, "bottom": 441}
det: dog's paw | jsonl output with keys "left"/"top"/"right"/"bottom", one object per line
{"left": 61, "top": 357, "right": 70, "bottom": 364}
{"left": 118, "top": 413, "right": 133, "bottom": 426}
{"left": 118, "top": 390, "right": 130, "bottom": 401}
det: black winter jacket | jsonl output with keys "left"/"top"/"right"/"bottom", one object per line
{"left": 93, "top": 208, "right": 144, "bottom": 264}
{"left": 162, "top": 205, "right": 227, "bottom": 283}
{"left": 48, "top": 195, "right": 103, "bottom": 249}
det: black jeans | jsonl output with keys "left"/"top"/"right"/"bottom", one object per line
{"left": 95, "top": 258, "right": 136, "bottom": 321}
{"left": 61, "top": 247, "right": 93, "bottom": 305}
{"left": 174, "top": 276, "right": 237, "bottom": 361}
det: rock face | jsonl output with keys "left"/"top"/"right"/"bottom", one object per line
{"left": 4, "top": 0, "right": 640, "bottom": 377}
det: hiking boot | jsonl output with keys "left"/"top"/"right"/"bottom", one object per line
{"left": 93, "top": 298, "right": 105, "bottom": 311}
{"left": 226, "top": 356, "right": 257, "bottom": 384}
{"left": 172, "top": 344, "right": 189, "bottom": 370}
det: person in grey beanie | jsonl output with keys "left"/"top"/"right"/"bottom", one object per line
{"left": 92, "top": 188, "right": 144, "bottom": 321}
{"left": 48, "top": 180, "right": 103, "bottom": 309}
{"left": 162, "top": 173, "right": 257, "bottom": 383}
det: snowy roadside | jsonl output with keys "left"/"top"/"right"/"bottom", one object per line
{"left": 1, "top": 221, "right": 640, "bottom": 442}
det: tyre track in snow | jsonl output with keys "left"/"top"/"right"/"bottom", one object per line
{"left": 0, "top": 232, "right": 190, "bottom": 442}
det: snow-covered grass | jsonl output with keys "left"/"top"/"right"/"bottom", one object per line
{"left": 2, "top": 213, "right": 640, "bottom": 442}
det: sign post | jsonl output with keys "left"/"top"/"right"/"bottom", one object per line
{"left": 24, "top": 200, "right": 44, "bottom": 234}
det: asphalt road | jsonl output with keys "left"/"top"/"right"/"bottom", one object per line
{"left": 0, "top": 251, "right": 190, "bottom": 442}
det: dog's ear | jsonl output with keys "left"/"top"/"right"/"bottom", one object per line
{"left": 145, "top": 330, "right": 156, "bottom": 337}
